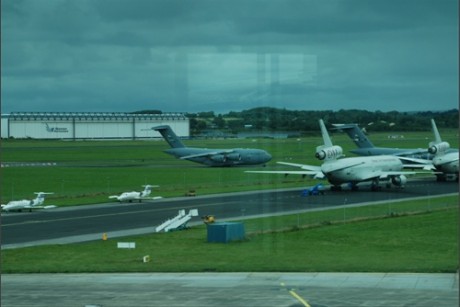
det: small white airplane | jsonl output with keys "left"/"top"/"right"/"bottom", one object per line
{"left": 1, "top": 192, "right": 56, "bottom": 212}
{"left": 247, "top": 119, "right": 422, "bottom": 191}
{"left": 427, "top": 119, "right": 459, "bottom": 181}
{"left": 109, "top": 185, "right": 162, "bottom": 202}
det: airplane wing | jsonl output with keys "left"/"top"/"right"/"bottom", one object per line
{"left": 393, "top": 149, "right": 429, "bottom": 157}
{"left": 134, "top": 196, "right": 163, "bottom": 200}
{"left": 356, "top": 170, "right": 417, "bottom": 182}
{"left": 245, "top": 170, "right": 324, "bottom": 179}
{"left": 276, "top": 161, "right": 322, "bottom": 172}
{"left": 180, "top": 149, "right": 234, "bottom": 160}
{"left": 397, "top": 157, "right": 436, "bottom": 170}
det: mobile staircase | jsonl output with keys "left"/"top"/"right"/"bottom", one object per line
{"left": 155, "top": 209, "right": 199, "bottom": 232}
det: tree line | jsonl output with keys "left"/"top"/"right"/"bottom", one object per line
{"left": 186, "top": 108, "right": 458, "bottom": 135}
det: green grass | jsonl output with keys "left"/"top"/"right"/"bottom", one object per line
{"left": 2, "top": 196, "right": 458, "bottom": 273}
{"left": 1, "top": 130, "right": 458, "bottom": 206}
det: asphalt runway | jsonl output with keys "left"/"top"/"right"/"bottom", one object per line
{"left": 2, "top": 272, "right": 458, "bottom": 307}
{"left": 2, "top": 178, "right": 458, "bottom": 248}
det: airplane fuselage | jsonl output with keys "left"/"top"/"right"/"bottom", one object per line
{"left": 164, "top": 147, "right": 272, "bottom": 167}
{"left": 321, "top": 156, "right": 403, "bottom": 185}
{"left": 433, "top": 152, "right": 459, "bottom": 174}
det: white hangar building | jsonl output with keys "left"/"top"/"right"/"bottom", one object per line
{"left": 1, "top": 112, "right": 189, "bottom": 140}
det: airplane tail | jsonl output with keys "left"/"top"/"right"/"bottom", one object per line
{"left": 315, "top": 120, "right": 343, "bottom": 161}
{"left": 33, "top": 192, "right": 53, "bottom": 206}
{"left": 141, "top": 184, "right": 158, "bottom": 197}
{"left": 332, "top": 123, "right": 374, "bottom": 149}
{"left": 153, "top": 125, "right": 186, "bottom": 148}
{"left": 429, "top": 119, "right": 443, "bottom": 145}
{"left": 428, "top": 119, "right": 450, "bottom": 155}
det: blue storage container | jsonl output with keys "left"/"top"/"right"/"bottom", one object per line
{"left": 207, "top": 222, "right": 245, "bottom": 243}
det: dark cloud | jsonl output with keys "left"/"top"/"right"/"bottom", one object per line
{"left": 1, "top": 0, "right": 458, "bottom": 114}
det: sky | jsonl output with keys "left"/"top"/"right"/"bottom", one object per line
{"left": 2, "top": 0, "right": 458, "bottom": 114}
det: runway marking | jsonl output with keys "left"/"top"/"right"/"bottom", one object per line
{"left": 289, "top": 290, "right": 311, "bottom": 307}
{"left": 281, "top": 282, "right": 311, "bottom": 307}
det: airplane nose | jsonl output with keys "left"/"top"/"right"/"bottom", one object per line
{"left": 265, "top": 152, "right": 272, "bottom": 162}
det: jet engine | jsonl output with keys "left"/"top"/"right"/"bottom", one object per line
{"left": 315, "top": 145, "right": 343, "bottom": 161}
{"left": 225, "top": 153, "right": 241, "bottom": 161}
{"left": 391, "top": 175, "right": 407, "bottom": 187}
{"left": 428, "top": 142, "right": 450, "bottom": 155}
{"left": 210, "top": 154, "right": 226, "bottom": 162}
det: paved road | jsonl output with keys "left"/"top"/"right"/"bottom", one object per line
{"left": 2, "top": 272, "right": 458, "bottom": 307}
{"left": 2, "top": 178, "right": 458, "bottom": 248}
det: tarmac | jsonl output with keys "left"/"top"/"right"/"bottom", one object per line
{"left": 2, "top": 272, "right": 458, "bottom": 306}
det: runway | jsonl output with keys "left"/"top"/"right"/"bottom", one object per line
{"left": 2, "top": 272, "right": 458, "bottom": 307}
{"left": 2, "top": 178, "right": 458, "bottom": 249}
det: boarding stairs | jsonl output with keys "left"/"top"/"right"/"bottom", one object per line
{"left": 155, "top": 209, "right": 199, "bottom": 232}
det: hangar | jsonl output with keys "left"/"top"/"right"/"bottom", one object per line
{"left": 1, "top": 112, "right": 189, "bottom": 140}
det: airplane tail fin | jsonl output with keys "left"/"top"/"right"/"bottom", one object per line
{"left": 428, "top": 119, "right": 450, "bottom": 155}
{"left": 33, "top": 192, "right": 53, "bottom": 206}
{"left": 141, "top": 185, "right": 159, "bottom": 197}
{"left": 315, "top": 120, "right": 343, "bottom": 161}
{"left": 153, "top": 125, "right": 186, "bottom": 148}
{"left": 332, "top": 123, "right": 374, "bottom": 149}
{"left": 430, "top": 119, "right": 443, "bottom": 145}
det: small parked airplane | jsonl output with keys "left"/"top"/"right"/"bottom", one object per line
{"left": 109, "top": 185, "right": 162, "bottom": 202}
{"left": 1, "top": 192, "right": 56, "bottom": 212}
{"left": 427, "top": 119, "right": 459, "bottom": 181}
{"left": 152, "top": 125, "right": 272, "bottom": 167}
{"left": 247, "top": 119, "right": 422, "bottom": 191}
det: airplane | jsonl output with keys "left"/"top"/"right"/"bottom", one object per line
{"left": 246, "top": 119, "right": 421, "bottom": 191}
{"left": 152, "top": 125, "right": 272, "bottom": 167}
{"left": 427, "top": 119, "right": 459, "bottom": 181}
{"left": 1, "top": 192, "right": 56, "bottom": 212}
{"left": 109, "top": 185, "right": 162, "bottom": 202}
{"left": 332, "top": 123, "right": 433, "bottom": 159}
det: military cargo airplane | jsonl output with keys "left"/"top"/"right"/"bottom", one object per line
{"left": 247, "top": 119, "right": 421, "bottom": 191}
{"left": 109, "top": 185, "right": 162, "bottom": 202}
{"left": 1, "top": 192, "right": 56, "bottom": 212}
{"left": 332, "top": 123, "right": 432, "bottom": 159}
{"left": 153, "top": 125, "right": 272, "bottom": 167}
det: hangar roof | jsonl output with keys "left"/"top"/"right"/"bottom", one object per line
{"left": 6, "top": 112, "right": 187, "bottom": 120}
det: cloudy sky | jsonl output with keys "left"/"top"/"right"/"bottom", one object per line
{"left": 2, "top": 0, "right": 458, "bottom": 114}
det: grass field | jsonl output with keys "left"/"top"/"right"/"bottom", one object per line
{"left": 1, "top": 196, "right": 457, "bottom": 273}
{"left": 1, "top": 129, "right": 458, "bottom": 206}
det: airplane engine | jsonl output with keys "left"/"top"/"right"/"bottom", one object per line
{"left": 315, "top": 146, "right": 343, "bottom": 161}
{"left": 391, "top": 175, "right": 407, "bottom": 186}
{"left": 210, "top": 154, "right": 226, "bottom": 162}
{"left": 428, "top": 142, "right": 450, "bottom": 155}
{"left": 225, "top": 153, "right": 241, "bottom": 161}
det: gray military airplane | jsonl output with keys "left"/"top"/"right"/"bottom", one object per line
{"left": 333, "top": 123, "right": 433, "bottom": 159}
{"left": 153, "top": 125, "right": 272, "bottom": 167}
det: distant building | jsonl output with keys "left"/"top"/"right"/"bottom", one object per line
{"left": 1, "top": 112, "right": 189, "bottom": 140}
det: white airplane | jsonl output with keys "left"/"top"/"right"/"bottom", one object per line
{"left": 1, "top": 192, "right": 56, "bottom": 212}
{"left": 109, "top": 185, "right": 162, "bottom": 202}
{"left": 246, "top": 119, "right": 421, "bottom": 191}
{"left": 427, "top": 119, "right": 459, "bottom": 181}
